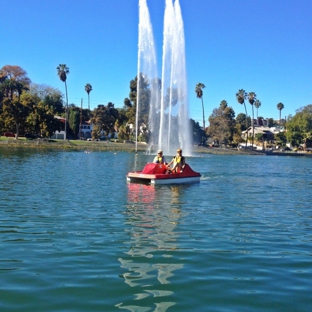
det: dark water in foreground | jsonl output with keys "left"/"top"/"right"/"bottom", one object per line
{"left": 0, "top": 148, "right": 311, "bottom": 312}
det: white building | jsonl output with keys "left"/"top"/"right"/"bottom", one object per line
{"left": 79, "top": 123, "right": 92, "bottom": 139}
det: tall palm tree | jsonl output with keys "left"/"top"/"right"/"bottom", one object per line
{"left": 254, "top": 99, "right": 261, "bottom": 119}
{"left": 85, "top": 83, "right": 92, "bottom": 110}
{"left": 195, "top": 83, "right": 206, "bottom": 143}
{"left": 57, "top": 64, "right": 69, "bottom": 140}
{"left": 236, "top": 89, "right": 248, "bottom": 147}
{"left": 277, "top": 102, "right": 284, "bottom": 123}
{"left": 248, "top": 91, "right": 257, "bottom": 148}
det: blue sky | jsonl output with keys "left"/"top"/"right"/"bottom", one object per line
{"left": 2, "top": 0, "right": 312, "bottom": 126}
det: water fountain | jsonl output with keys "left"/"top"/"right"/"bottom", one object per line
{"left": 137, "top": 0, "right": 191, "bottom": 155}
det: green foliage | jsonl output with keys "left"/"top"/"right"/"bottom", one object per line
{"left": 236, "top": 113, "right": 250, "bottom": 131}
{"left": 90, "top": 103, "right": 119, "bottom": 138}
{"left": 274, "top": 132, "right": 287, "bottom": 145}
{"left": 139, "top": 131, "right": 148, "bottom": 143}
{"left": 85, "top": 83, "right": 92, "bottom": 110}
{"left": 27, "top": 101, "right": 63, "bottom": 138}
{"left": 190, "top": 118, "right": 206, "bottom": 144}
{"left": 117, "top": 116, "right": 135, "bottom": 140}
{"left": 254, "top": 100, "right": 261, "bottom": 109}
{"left": 56, "top": 64, "right": 69, "bottom": 139}
{"left": 117, "top": 125, "right": 129, "bottom": 140}
{"left": 236, "top": 113, "right": 251, "bottom": 132}
{"left": 68, "top": 106, "right": 80, "bottom": 139}
{"left": 195, "top": 83, "right": 205, "bottom": 98}
{"left": 285, "top": 105, "right": 312, "bottom": 146}
{"left": 277, "top": 102, "right": 284, "bottom": 111}
{"left": 85, "top": 83, "right": 92, "bottom": 94}
{"left": 267, "top": 118, "right": 274, "bottom": 127}
{"left": 1, "top": 65, "right": 31, "bottom": 86}
{"left": 129, "top": 73, "right": 151, "bottom": 126}
{"left": 207, "top": 100, "right": 236, "bottom": 145}
{"left": 248, "top": 92, "right": 256, "bottom": 105}
{"left": 56, "top": 64, "right": 69, "bottom": 83}
{"left": 195, "top": 82, "right": 206, "bottom": 136}
{"left": 2, "top": 97, "right": 31, "bottom": 137}
{"left": 255, "top": 133, "right": 264, "bottom": 141}
{"left": 232, "top": 124, "right": 244, "bottom": 145}
{"left": 277, "top": 102, "right": 285, "bottom": 121}
{"left": 25, "top": 86, "right": 65, "bottom": 137}
{"left": 0, "top": 66, "right": 68, "bottom": 138}
{"left": 0, "top": 66, "right": 33, "bottom": 137}
{"left": 235, "top": 89, "right": 249, "bottom": 143}
{"left": 236, "top": 89, "right": 247, "bottom": 105}
{"left": 1, "top": 64, "right": 301, "bottom": 149}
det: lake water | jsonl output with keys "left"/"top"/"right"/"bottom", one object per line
{"left": 0, "top": 148, "right": 311, "bottom": 312}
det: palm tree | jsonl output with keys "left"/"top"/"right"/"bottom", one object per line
{"left": 277, "top": 102, "right": 284, "bottom": 123}
{"left": 254, "top": 99, "right": 261, "bottom": 119}
{"left": 56, "top": 64, "right": 69, "bottom": 140}
{"left": 85, "top": 83, "right": 92, "bottom": 110}
{"left": 236, "top": 89, "right": 248, "bottom": 147}
{"left": 195, "top": 83, "right": 206, "bottom": 144}
{"left": 248, "top": 92, "right": 257, "bottom": 148}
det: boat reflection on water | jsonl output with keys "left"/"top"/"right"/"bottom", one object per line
{"left": 116, "top": 184, "right": 188, "bottom": 311}
{"left": 127, "top": 183, "right": 184, "bottom": 206}
{"left": 127, "top": 183, "right": 156, "bottom": 205}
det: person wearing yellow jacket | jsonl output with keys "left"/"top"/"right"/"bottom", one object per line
{"left": 167, "top": 148, "right": 186, "bottom": 173}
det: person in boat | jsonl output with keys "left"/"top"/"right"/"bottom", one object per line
{"left": 167, "top": 148, "right": 186, "bottom": 173}
{"left": 153, "top": 150, "right": 168, "bottom": 165}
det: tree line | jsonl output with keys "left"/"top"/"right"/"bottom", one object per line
{"left": 196, "top": 83, "right": 312, "bottom": 149}
{"left": 1, "top": 64, "right": 311, "bottom": 148}
{"left": 0, "top": 65, "right": 136, "bottom": 140}
{"left": 0, "top": 64, "right": 203, "bottom": 143}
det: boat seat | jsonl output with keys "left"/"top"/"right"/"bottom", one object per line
{"left": 142, "top": 163, "right": 167, "bottom": 174}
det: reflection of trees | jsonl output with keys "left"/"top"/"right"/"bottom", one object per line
{"left": 117, "top": 184, "right": 186, "bottom": 311}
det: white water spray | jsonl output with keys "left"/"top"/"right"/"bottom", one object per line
{"left": 137, "top": 0, "right": 192, "bottom": 155}
{"left": 136, "top": 0, "right": 159, "bottom": 152}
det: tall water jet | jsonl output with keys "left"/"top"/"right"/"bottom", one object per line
{"left": 137, "top": 0, "right": 192, "bottom": 155}
{"left": 159, "top": 0, "right": 191, "bottom": 155}
{"left": 136, "top": 0, "right": 159, "bottom": 153}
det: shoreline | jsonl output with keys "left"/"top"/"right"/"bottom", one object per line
{"left": 1, "top": 138, "right": 311, "bottom": 157}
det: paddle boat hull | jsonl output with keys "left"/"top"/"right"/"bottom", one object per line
{"left": 127, "top": 163, "right": 201, "bottom": 185}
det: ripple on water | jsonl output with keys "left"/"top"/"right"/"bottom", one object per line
{"left": 0, "top": 151, "right": 311, "bottom": 311}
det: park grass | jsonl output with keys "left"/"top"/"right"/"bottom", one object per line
{"left": 0, "top": 136, "right": 148, "bottom": 152}
{"left": 1, "top": 136, "right": 310, "bottom": 157}
{"left": 0, "top": 136, "right": 267, "bottom": 156}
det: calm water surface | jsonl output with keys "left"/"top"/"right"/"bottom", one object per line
{"left": 0, "top": 148, "right": 311, "bottom": 311}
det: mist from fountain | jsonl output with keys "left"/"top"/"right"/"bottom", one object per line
{"left": 137, "top": 0, "right": 192, "bottom": 155}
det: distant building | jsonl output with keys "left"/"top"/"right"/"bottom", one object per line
{"left": 242, "top": 127, "right": 275, "bottom": 141}
{"left": 79, "top": 122, "right": 92, "bottom": 139}
{"left": 253, "top": 118, "right": 269, "bottom": 127}
{"left": 50, "top": 116, "right": 65, "bottom": 139}
{"left": 50, "top": 116, "right": 118, "bottom": 140}
{"left": 49, "top": 116, "right": 93, "bottom": 140}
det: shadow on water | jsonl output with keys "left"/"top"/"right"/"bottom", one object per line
{"left": 116, "top": 183, "right": 190, "bottom": 311}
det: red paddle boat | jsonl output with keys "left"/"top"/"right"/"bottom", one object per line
{"left": 127, "top": 163, "right": 201, "bottom": 185}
